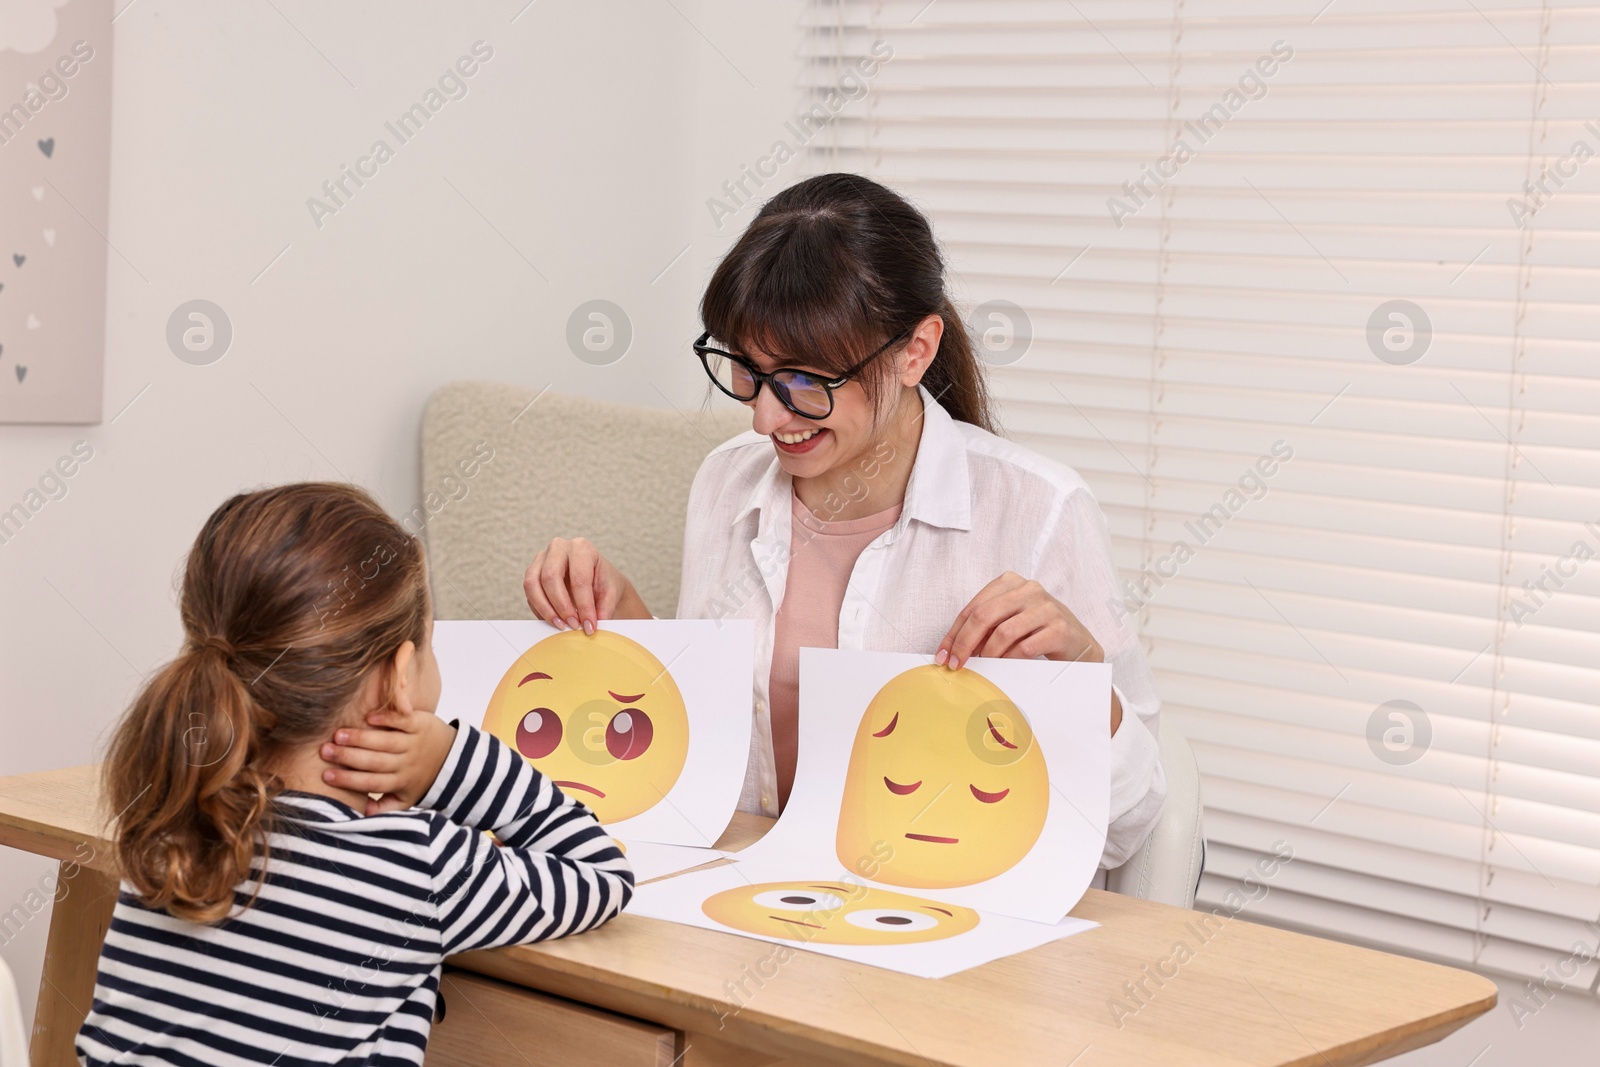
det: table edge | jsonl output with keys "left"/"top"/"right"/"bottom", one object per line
{"left": 450, "top": 913, "right": 1500, "bottom": 1067}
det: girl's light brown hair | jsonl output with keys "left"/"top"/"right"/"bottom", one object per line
{"left": 700, "top": 172, "right": 996, "bottom": 433}
{"left": 104, "top": 482, "right": 429, "bottom": 923}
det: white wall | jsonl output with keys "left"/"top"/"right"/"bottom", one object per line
{"left": 0, "top": 0, "right": 805, "bottom": 1028}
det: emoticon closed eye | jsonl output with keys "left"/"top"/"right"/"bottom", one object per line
{"left": 481, "top": 629, "right": 689, "bottom": 823}
{"left": 835, "top": 665, "right": 1048, "bottom": 888}
{"left": 701, "top": 881, "right": 979, "bottom": 945}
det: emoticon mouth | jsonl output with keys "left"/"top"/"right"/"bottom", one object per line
{"left": 904, "top": 833, "right": 959, "bottom": 844}
{"left": 553, "top": 780, "right": 606, "bottom": 798}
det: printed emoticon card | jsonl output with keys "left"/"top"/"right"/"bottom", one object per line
{"left": 626, "top": 862, "right": 1098, "bottom": 979}
{"left": 733, "top": 649, "right": 1112, "bottom": 924}
{"left": 433, "top": 620, "right": 754, "bottom": 848}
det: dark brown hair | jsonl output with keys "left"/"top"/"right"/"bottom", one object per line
{"left": 104, "top": 482, "right": 429, "bottom": 922}
{"left": 700, "top": 172, "right": 996, "bottom": 433}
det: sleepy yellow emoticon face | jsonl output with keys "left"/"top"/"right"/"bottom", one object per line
{"left": 481, "top": 629, "right": 689, "bottom": 824}
{"left": 835, "top": 665, "right": 1049, "bottom": 889}
{"left": 701, "top": 881, "right": 979, "bottom": 946}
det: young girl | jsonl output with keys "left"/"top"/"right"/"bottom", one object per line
{"left": 78, "top": 483, "right": 633, "bottom": 1067}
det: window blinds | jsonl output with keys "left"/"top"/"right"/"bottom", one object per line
{"left": 803, "top": 0, "right": 1600, "bottom": 988}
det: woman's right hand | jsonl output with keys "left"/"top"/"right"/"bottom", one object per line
{"left": 523, "top": 537, "right": 651, "bottom": 632}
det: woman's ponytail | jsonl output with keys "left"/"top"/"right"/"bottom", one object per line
{"left": 102, "top": 483, "right": 429, "bottom": 923}
{"left": 926, "top": 297, "right": 996, "bottom": 435}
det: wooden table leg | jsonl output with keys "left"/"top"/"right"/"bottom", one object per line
{"left": 30, "top": 862, "right": 116, "bottom": 1067}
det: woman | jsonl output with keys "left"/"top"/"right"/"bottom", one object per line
{"left": 525, "top": 173, "right": 1164, "bottom": 870}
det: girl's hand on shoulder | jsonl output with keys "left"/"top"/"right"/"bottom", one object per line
{"left": 936, "top": 570, "right": 1103, "bottom": 671}
{"left": 524, "top": 537, "right": 651, "bottom": 632}
{"left": 320, "top": 709, "right": 457, "bottom": 816}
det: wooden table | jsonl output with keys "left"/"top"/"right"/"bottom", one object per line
{"left": 0, "top": 765, "right": 1496, "bottom": 1067}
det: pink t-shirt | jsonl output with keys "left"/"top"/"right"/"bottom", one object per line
{"left": 769, "top": 489, "right": 903, "bottom": 809}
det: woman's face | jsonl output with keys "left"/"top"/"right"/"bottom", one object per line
{"left": 740, "top": 315, "right": 942, "bottom": 480}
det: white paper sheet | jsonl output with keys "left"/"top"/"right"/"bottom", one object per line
{"left": 628, "top": 861, "right": 1099, "bottom": 979}
{"left": 433, "top": 619, "right": 754, "bottom": 848}
{"left": 734, "top": 649, "right": 1112, "bottom": 924}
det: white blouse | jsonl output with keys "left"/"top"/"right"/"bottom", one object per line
{"left": 675, "top": 385, "right": 1166, "bottom": 868}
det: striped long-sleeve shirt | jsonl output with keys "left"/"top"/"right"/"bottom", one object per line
{"left": 76, "top": 723, "right": 633, "bottom": 1067}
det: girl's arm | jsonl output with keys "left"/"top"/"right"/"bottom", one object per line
{"left": 417, "top": 724, "right": 634, "bottom": 954}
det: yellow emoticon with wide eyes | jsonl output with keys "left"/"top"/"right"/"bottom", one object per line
{"left": 836, "top": 665, "right": 1048, "bottom": 889}
{"left": 701, "top": 881, "right": 979, "bottom": 945}
{"left": 481, "top": 629, "right": 689, "bottom": 824}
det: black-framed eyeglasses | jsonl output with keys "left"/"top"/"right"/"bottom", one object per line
{"left": 693, "top": 327, "right": 912, "bottom": 420}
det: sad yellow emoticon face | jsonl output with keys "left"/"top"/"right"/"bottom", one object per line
{"left": 835, "top": 665, "right": 1049, "bottom": 889}
{"left": 701, "top": 881, "right": 980, "bottom": 946}
{"left": 481, "top": 629, "right": 690, "bottom": 824}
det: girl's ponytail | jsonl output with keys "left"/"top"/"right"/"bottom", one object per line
{"left": 103, "top": 483, "right": 429, "bottom": 922}
{"left": 106, "top": 640, "right": 275, "bottom": 922}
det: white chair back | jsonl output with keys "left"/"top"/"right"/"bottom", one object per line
{"left": 1106, "top": 721, "right": 1205, "bottom": 908}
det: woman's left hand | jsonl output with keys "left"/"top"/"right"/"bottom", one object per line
{"left": 937, "top": 571, "right": 1122, "bottom": 734}
{"left": 937, "top": 571, "right": 1100, "bottom": 670}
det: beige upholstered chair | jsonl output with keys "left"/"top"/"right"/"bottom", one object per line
{"left": 420, "top": 382, "right": 749, "bottom": 621}
{"left": 420, "top": 383, "right": 1204, "bottom": 907}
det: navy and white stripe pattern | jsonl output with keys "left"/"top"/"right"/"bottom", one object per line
{"left": 77, "top": 724, "right": 633, "bottom": 1067}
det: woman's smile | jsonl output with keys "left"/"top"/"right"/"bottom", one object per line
{"left": 772, "top": 426, "right": 830, "bottom": 454}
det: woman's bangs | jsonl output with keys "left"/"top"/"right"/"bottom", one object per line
{"left": 705, "top": 225, "right": 884, "bottom": 374}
